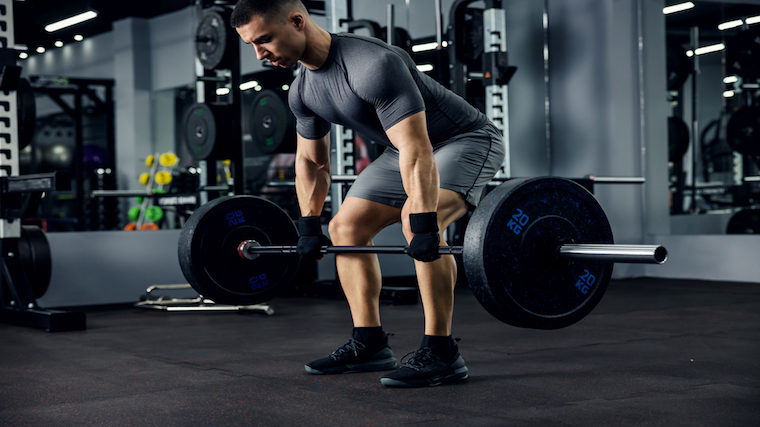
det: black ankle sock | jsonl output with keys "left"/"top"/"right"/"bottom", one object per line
{"left": 421, "top": 335, "right": 458, "bottom": 360}
{"left": 353, "top": 327, "right": 384, "bottom": 345}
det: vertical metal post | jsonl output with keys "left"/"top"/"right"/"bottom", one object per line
{"left": 74, "top": 92, "right": 85, "bottom": 230}
{"left": 689, "top": 26, "right": 699, "bottom": 213}
{"left": 326, "top": 0, "right": 353, "bottom": 216}
{"left": 194, "top": 50, "right": 210, "bottom": 206}
{"left": 387, "top": 4, "right": 395, "bottom": 45}
{"left": 0, "top": 0, "right": 20, "bottom": 240}
{"left": 435, "top": 0, "right": 443, "bottom": 48}
{"left": 483, "top": 1, "right": 510, "bottom": 178}
{"left": 230, "top": 45, "right": 244, "bottom": 196}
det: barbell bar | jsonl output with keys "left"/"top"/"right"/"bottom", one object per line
{"left": 267, "top": 175, "right": 646, "bottom": 188}
{"left": 178, "top": 176, "right": 669, "bottom": 330}
{"left": 237, "top": 241, "right": 667, "bottom": 264}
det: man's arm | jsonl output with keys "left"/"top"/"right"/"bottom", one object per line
{"left": 385, "top": 111, "right": 439, "bottom": 215}
{"left": 295, "top": 132, "right": 332, "bottom": 217}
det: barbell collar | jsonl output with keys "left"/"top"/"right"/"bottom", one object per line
{"left": 558, "top": 244, "right": 667, "bottom": 264}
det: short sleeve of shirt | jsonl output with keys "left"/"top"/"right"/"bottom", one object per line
{"left": 288, "top": 76, "right": 331, "bottom": 140}
{"left": 349, "top": 50, "right": 426, "bottom": 131}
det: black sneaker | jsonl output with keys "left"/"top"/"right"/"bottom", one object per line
{"left": 304, "top": 335, "right": 398, "bottom": 375}
{"left": 380, "top": 347, "right": 468, "bottom": 387}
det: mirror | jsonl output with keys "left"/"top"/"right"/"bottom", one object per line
{"left": 666, "top": 1, "right": 760, "bottom": 234}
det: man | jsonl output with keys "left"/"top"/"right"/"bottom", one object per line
{"left": 231, "top": 0, "right": 505, "bottom": 387}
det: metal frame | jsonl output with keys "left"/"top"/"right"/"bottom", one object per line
{"left": 29, "top": 76, "right": 116, "bottom": 230}
{"left": 325, "top": 0, "right": 354, "bottom": 216}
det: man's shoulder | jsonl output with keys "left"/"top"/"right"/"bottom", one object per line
{"left": 333, "top": 33, "right": 399, "bottom": 62}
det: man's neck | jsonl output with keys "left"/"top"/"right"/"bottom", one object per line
{"left": 299, "top": 24, "right": 332, "bottom": 70}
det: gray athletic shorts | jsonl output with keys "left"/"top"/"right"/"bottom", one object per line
{"left": 346, "top": 122, "right": 505, "bottom": 209}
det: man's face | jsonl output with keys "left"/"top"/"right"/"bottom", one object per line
{"left": 236, "top": 13, "right": 305, "bottom": 68}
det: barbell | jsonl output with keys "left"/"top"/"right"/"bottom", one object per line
{"left": 178, "top": 177, "right": 668, "bottom": 330}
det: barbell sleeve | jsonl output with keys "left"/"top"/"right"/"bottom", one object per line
{"left": 557, "top": 244, "right": 667, "bottom": 264}
{"left": 240, "top": 241, "right": 667, "bottom": 264}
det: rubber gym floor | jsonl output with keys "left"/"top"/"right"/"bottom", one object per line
{"left": 1, "top": 277, "right": 758, "bottom": 427}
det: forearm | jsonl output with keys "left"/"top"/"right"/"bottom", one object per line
{"left": 398, "top": 145, "right": 439, "bottom": 215}
{"left": 295, "top": 135, "right": 332, "bottom": 217}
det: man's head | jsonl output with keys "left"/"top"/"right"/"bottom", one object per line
{"left": 231, "top": 0, "right": 310, "bottom": 68}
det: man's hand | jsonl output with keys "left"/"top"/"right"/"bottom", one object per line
{"left": 296, "top": 216, "right": 332, "bottom": 260}
{"left": 407, "top": 212, "right": 441, "bottom": 262}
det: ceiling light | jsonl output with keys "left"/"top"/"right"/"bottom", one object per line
{"left": 718, "top": 19, "right": 743, "bottom": 30}
{"left": 723, "top": 90, "right": 735, "bottom": 98}
{"left": 281, "top": 84, "right": 290, "bottom": 91}
{"left": 45, "top": 11, "right": 98, "bottom": 33}
{"left": 216, "top": 87, "right": 231, "bottom": 96}
{"left": 54, "top": 41, "right": 63, "bottom": 48}
{"left": 74, "top": 34, "right": 84, "bottom": 42}
{"left": 412, "top": 42, "right": 438, "bottom": 53}
{"left": 663, "top": 2, "right": 694, "bottom": 15}
{"left": 239, "top": 80, "right": 259, "bottom": 91}
{"left": 36, "top": 47, "right": 46, "bottom": 54}
{"left": 416, "top": 64, "right": 434, "bottom": 72}
{"left": 694, "top": 43, "right": 725, "bottom": 55}
{"left": 747, "top": 15, "right": 760, "bottom": 25}
{"left": 254, "top": 85, "right": 263, "bottom": 92}
{"left": 723, "top": 76, "right": 739, "bottom": 84}
{"left": 19, "top": 52, "right": 28, "bottom": 59}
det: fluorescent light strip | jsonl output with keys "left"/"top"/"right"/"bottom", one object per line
{"left": 723, "top": 90, "right": 735, "bottom": 98}
{"left": 216, "top": 88, "right": 231, "bottom": 96}
{"left": 663, "top": 2, "right": 694, "bottom": 15}
{"left": 411, "top": 41, "right": 448, "bottom": 53}
{"left": 724, "top": 76, "right": 739, "bottom": 84}
{"left": 239, "top": 80, "right": 259, "bottom": 91}
{"left": 74, "top": 35, "right": 84, "bottom": 42}
{"left": 718, "top": 19, "right": 743, "bottom": 30}
{"left": 416, "top": 64, "right": 434, "bottom": 72}
{"left": 45, "top": 11, "right": 98, "bottom": 33}
{"left": 412, "top": 42, "right": 438, "bottom": 52}
{"left": 694, "top": 43, "right": 724, "bottom": 55}
{"left": 719, "top": 15, "right": 760, "bottom": 30}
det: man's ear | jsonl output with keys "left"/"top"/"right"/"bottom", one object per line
{"left": 290, "top": 13, "right": 304, "bottom": 30}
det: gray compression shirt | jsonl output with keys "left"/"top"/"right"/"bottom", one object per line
{"left": 288, "top": 33, "right": 489, "bottom": 147}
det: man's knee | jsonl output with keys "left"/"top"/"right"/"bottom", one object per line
{"left": 328, "top": 213, "right": 377, "bottom": 245}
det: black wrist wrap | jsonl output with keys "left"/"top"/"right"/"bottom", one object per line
{"left": 298, "top": 216, "right": 322, "bottom": 236}
{"left": 409, "top": 212, "right": 438, "bottom": 234}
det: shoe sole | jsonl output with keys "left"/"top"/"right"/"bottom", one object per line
{"left": 380, "top": 366, "right": 469, "bottom": 387}
{"left": 305, "top": 357, "right": 398, "bottom": 375}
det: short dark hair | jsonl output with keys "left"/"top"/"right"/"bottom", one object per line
{"left": 230, "top": 0, "right": 307, "bottom": 28}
